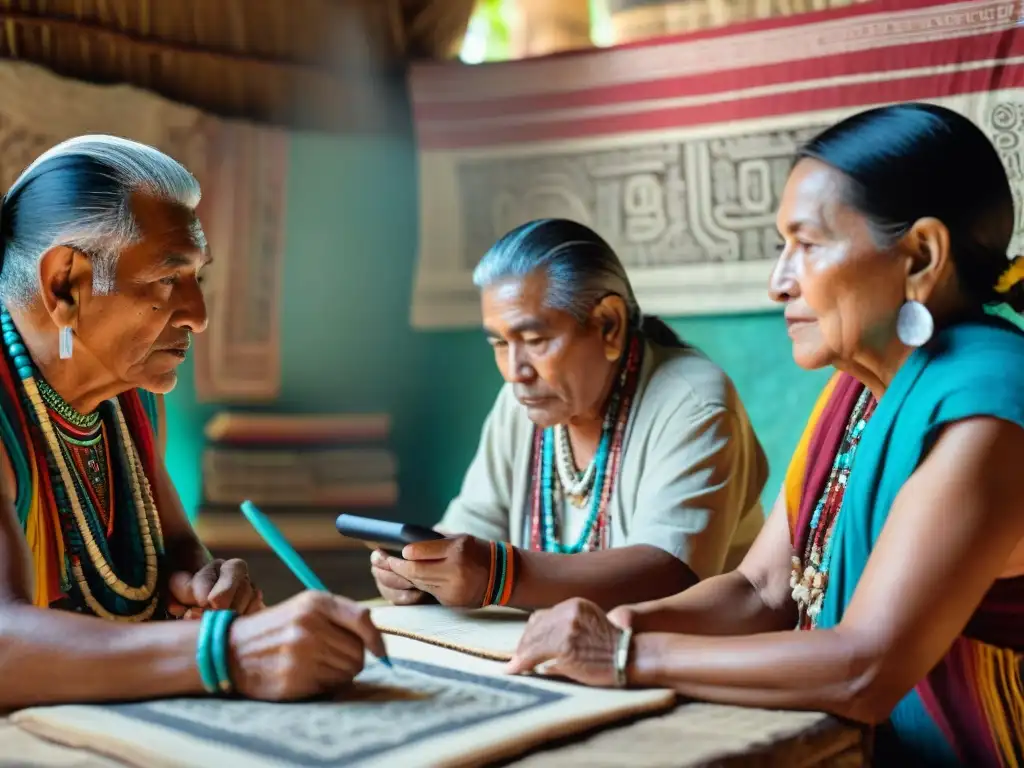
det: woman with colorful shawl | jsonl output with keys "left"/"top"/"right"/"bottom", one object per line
{"left": 0, "top": 136, "right": 386, "bottom": 710}
{"left": 507, "top": 102, "right": 1024, "bottom": 766}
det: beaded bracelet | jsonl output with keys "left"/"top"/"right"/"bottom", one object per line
{"left": 196, "top": 609, "right": 239, "bottom": 695}
{"left": 482, "top": 541, "right": 516, "bottom": 607}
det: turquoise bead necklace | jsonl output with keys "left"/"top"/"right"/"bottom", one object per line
{"left": 529, "top": 336, "right": 643, "bottom": 554}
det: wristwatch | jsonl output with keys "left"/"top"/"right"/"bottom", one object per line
{"left": 614, "top": 627, "right": 633, "bottom": 688}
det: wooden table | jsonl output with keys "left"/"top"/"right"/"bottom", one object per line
{"left": 0, "top": 692, "right": 865, "bottom": 767}
{"left": 506, "top": 705, "right": 865, "bottom": 766}
{"left": 0, "top": 527, "right": 866, "bottom": 766}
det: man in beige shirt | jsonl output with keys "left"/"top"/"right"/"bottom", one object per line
{"left": 374, "top": 219, "right": 767, "bottom": 610}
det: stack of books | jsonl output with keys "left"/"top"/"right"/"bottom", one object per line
{"left": 195, "top": 412, "right": 398, "bottom": 550}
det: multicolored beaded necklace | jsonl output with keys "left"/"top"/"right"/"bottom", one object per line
{"left": 528, "top": 335, "right": 643, "bottom": 554}
{"left": 50, "top": 405, "right": 116, "bottom": 538}
{"left": 0, "top": 307, "right": 164, "bottom": 620}
{"left": 790, "top": 387, "right": 877, "bottom": 629}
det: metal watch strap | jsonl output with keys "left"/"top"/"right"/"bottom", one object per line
{"left": 614, "top": 627, "right": 633, "bottom": 688}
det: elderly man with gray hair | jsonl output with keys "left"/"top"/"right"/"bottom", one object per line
{"left": 373, "top": 218, "right": 768, "bottom": 611}
{"left": 0, "top": 135, "right": 387, "bottom": 710}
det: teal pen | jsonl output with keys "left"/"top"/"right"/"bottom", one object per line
{"left": 238, "top": 500, "right": 392, "bottom": 668}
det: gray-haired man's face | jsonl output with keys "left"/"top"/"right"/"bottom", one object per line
{"left": 65, "top": 193, "right": 209, "bottom": 394}
{"left": 481, "top": 272, "right": 627, "bottom": 429}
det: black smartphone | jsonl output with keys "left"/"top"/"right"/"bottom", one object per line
{"left": 335, "top": 513, "right": 445, "bottom": 558}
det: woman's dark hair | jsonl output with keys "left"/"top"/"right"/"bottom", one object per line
{"left": 472, "top": 218, "right": 685, "bottom": 348}
{"left": 798, "top": 102, "right": 1021, "bottom": 310}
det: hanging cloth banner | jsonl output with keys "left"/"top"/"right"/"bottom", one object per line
{"left": 407, "top": 0, "right": 1024, "bottom": 328}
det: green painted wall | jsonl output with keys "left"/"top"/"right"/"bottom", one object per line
{"left": 164, "top": 131, "right": 831, "bottom": 524}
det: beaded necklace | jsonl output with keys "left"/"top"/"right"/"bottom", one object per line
{"left": 50, "top": 411, "right": 116, "bottom": 538}
{"left": 37, "top": 377, "right": 100, "bottom": 430}
{"left": 790, "top": 388, "right": 877, "bottom": 629}
{"left": 528, "top": 336, "right": 643, "bottom": 554}
{"left": 0, "top": 308, "right": 164, "bottom": 620}
{"left": 553, "top": 426, "right": 597, "bottom": 506}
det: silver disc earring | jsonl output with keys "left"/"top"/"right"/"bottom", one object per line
{"left": 58, "top": 326, "right": 73, "bottom": 359}
{"left": 896, "top": 300, "right": 933, "bottom": 348}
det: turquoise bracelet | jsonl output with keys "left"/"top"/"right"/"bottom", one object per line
{"left": 196, "top": 609, "right": 238, "bottom": 695}
{"left": 210, "top": 610, "right": 238, "bottom": 694}
{"left": 195, "top": 611, "right": 220, "bottom": 694}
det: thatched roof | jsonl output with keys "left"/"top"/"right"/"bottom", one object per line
{"left": 0, "top": 0, "right": 477, "bottom": 133}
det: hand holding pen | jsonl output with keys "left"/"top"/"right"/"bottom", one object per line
{"left": 227, "top": 589, "right": 390, "bottom": 700}
{"left": 197, "top": 500, "right": 394, "bottom": 701}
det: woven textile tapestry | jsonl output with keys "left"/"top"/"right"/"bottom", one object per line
{"left": 408, "top": 0, "right": 1024, "bottom": 328}
{"left": 10, "top": 635, "right": 675, "bottom": 768}
{"left": 0, "top": 61, "right": 288, "bottom": 402}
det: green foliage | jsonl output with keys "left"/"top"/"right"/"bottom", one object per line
{"left": 461, "top": 0, "right": 510, "bottom": 62}
{"left": 462, "top": 0, "right": 610, "bottom": 63}
{"left": 480, "top": 0, "right": 511, "bottom": 58}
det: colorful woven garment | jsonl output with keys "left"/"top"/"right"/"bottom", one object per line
{"left": 0, "top": 308, "right": 165, "bottom": 618}
{"left": 783, "top": 318, "right": 1024, "bottom": 766}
